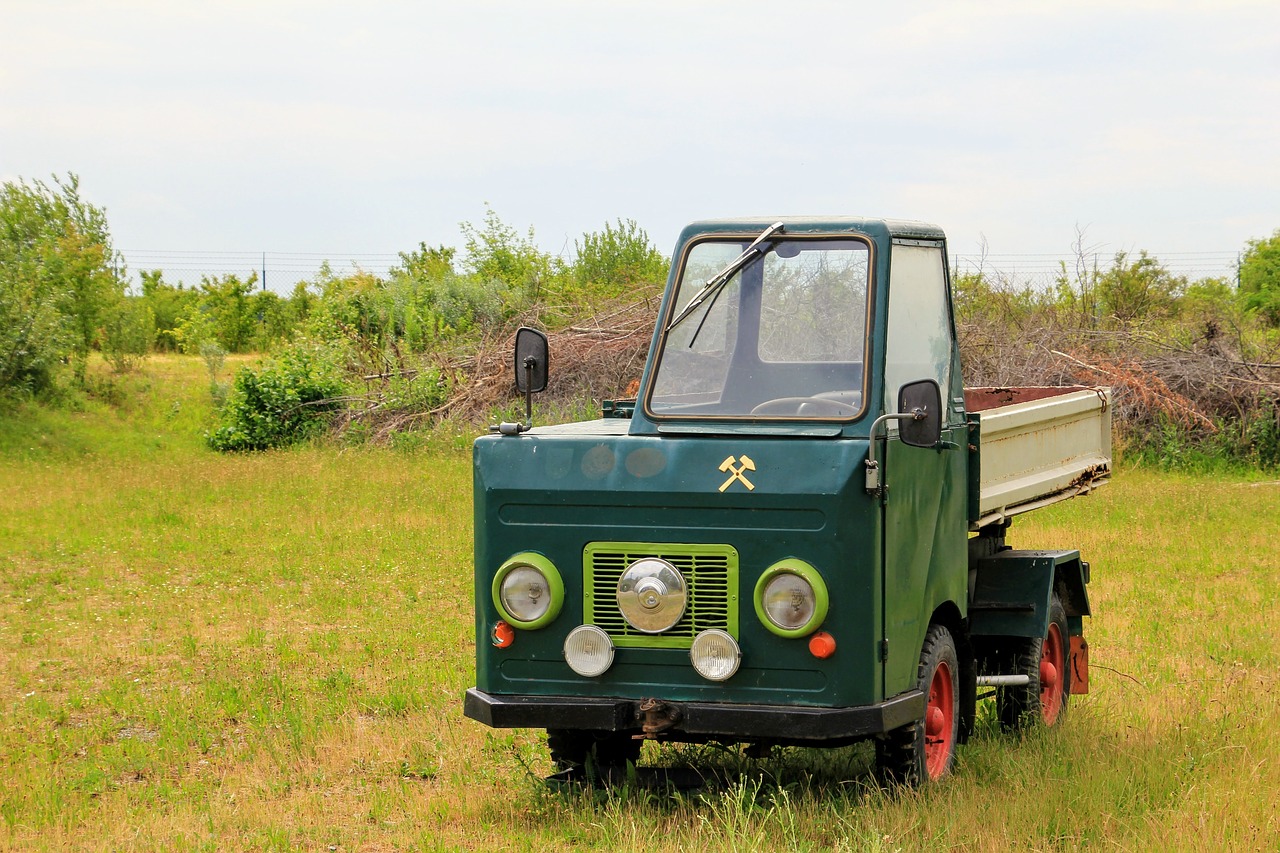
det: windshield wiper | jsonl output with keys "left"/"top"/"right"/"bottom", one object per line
{"left": 664, "top": 221, "right": 784, "bottom": 333}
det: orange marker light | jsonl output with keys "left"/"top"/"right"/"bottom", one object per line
{"left": 492, "top": 621, "right": 515, "bottom": 648}
{"left": 808, "top": 631, "right": 836, "bottom": 659}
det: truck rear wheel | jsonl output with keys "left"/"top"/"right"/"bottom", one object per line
{"left": 546, "top": 728, "right": 642, "bottom": 772}
{"left": 876, "top": 623, "right": 959, "bottom": 785}
{"left": 998, "top": 593, "right": 1071, "bottom": 729}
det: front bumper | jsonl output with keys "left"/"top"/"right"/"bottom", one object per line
{"left": 464, "top": 687, "right": 924, "bottom": 745}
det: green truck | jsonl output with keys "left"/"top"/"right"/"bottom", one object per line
{"left": 463, "top": 217, "right": 1111, "bottom": 784}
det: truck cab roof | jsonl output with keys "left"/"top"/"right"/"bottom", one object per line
{"left": 677, "top": 216, "right": 946, "bottom": 243}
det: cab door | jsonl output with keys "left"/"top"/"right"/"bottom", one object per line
{"left": 879, "top": 240, "right": 969, "bottom": 698}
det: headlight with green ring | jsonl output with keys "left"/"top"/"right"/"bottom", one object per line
{"left": 754, "top": 559, "right": 829, "bottom": 637}
{"left": 492, "top": 552, "right": 564, "bottom": 629}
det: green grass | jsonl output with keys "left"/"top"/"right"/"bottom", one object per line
{"left": 2, "top": 357, "right": 1279, "bottom": 850}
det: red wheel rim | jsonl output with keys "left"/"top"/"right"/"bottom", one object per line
{"left": 1040, "top": 622, "right": 1065, "bottom": 726}
{"left": 923, "top": 659, "right": 955, "bottom": 780}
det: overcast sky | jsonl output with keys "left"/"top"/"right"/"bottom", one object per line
{"left": 3, "top": 1, "right": 1278, "bottom": 288}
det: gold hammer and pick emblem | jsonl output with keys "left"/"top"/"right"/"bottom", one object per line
{"left": 718, "top": 455, "right": 756, "bottom": 492}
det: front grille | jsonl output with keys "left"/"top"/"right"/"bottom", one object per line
{"left": 584, "top": 541, "right": 739, "bottom": 648}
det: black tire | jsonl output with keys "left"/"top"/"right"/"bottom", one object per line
{"left": 876, "top": 623, "right": 960, "bottom": 786}
{"left": 546, "top": 729, "right": 642, "bottom": 772}
{"left": 997, "top": 593, "right": 1071, "bottom": 730}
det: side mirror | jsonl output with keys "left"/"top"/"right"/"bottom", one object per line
{"left": 897, "top": 379, "right": 942, "bottom": 448}
{"left": 514, "top": 327, "right": 548, "bottom": 394}
{"left": 492, "top": 327, "right": 548, "bottom": 435}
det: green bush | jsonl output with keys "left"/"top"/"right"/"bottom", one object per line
{"left": 382, "top": 367, "right": 449, "bottom": 413}
{"left": 206, "top": 341, "right": 347, "bottom": 452}
{"left": 574, "top": 218, "right": 669, "bottom": 294}
{"left": 312, "top": 262, "right": 510, "bottom": 354}
{"left": 101, "top": 297, "right": 154, "bottom": 373}
{"left": 200, "top": 342, "right": 229, "bottom": 408}
{"left": 0, "top": 273, "right": 67, "bottom": 397}
{"left": 459, "top": 205, "right": 566, "bottom": 305}
{"left": 1242, "top": 405, "right": 1280, "bottom": 470}
{"left": 415, "top": 274, "right": 507, "bottom": 338}
{"left": 1094, "top": 251, "right": 1186, "bottom": 326}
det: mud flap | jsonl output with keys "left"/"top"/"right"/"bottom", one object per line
{"left": 1070, "top": 635, "right": 1089, "bottom": 694}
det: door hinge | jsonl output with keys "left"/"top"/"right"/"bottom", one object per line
{"left": 878, "top": 639, "right": 890, "bottom": 662}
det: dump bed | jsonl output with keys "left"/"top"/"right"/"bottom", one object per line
{"left": 965, "top": 386, "right": 1112, "bottom": 530}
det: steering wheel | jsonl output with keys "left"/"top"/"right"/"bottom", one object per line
{"left": 750, "top": 397, "right": 857, "bottom": 417}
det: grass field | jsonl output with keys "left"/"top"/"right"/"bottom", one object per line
{"left": 2, "top": 357, "right": 1278, "bottom": 851}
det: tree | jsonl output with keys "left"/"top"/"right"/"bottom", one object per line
{"left": 0, "top": 173, "right": 121, "bottom": 391}
{"left": 195, "top": 273, "right": 258, "bottom": 352}
{"left": 285, "top": 280, "right": 318, "bottom": 330}
{"left": 249, "top": 290, "right": 291, "bottom": 350}
{"left": 1239, "top": 230, "right": 1280, "bottom": 326}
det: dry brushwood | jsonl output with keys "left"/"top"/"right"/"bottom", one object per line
{"left": 332, "top": 290, "right": 661, "bottom": 438}
{"left": 1053, "top": 349, "right": 1217, "bottom": 432}
{"left": 327, "top": 282, "right": 1278, "bottom": 459}
{"left": 444, "top": 294, "right": 659, "bottom": 423}
{"left": 960, "top": 303, "right": 1279, "bottom": 449}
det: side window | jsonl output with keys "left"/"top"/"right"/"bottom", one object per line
{"left": 883, "top": 243, "right": 952, "bottom": 417}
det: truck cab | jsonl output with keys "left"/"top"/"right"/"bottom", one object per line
{"left": 464, "top": 217, "right": 1105, "bottom": 783}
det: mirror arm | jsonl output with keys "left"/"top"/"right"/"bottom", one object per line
{"left": 865, "top": 409, "right": 916, "bottom": 491}
{"left": 864, "top": 411, "right": 920, "bottom": 496}
{"left": 522, "top": 356, "right": 536, "bottom": 426}
{"left": 489, "top": 356, "right": 539, "bottom": 436}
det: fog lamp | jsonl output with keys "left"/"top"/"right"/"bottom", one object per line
{"left": 564, "top": 625, "right": 615, "bottom": 677}
{"left": 690, "top": 629, "right": 741, "bottom": 681}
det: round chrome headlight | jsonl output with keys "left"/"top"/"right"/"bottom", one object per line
{"left": 491, "top": 553, "right": 563, "bottom": 629}
{"left": 754, "top": 559, "right": 829, "bottom": 637}
{"left": 564, "top": 625, "right": 615, "bottom": 677}
{"left": 616, "top": 558, "right": 687, "bottom": 634}
{"left": 690, "top": 629, "right": 741, "bottom": 681}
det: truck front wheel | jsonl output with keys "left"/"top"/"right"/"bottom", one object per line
{"left": 876, "top": 623, "right": 959, "bottom": 785}
{"left": 998, "top": 593, "right": 1071, "bottom": 729}
{"left": 546, "top": 728, "right": 642, "bottom": 773}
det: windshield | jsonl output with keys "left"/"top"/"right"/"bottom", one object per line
{"left": 648, "top": 237, "right": 871, "bottom": 420}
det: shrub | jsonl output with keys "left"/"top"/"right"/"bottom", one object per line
{"left": 206, "top": 340, "right": 347, "bottom": 452}
{"left": 200, "top": 342, "right": 229, "bottom": 408}
{"left": 459, "top": 205, "right": 566, "bottom": 305}
{"left": 1094, "top": 251, "right": 1186, "bottom": 326}
{"left": 574, "top": 218, "right": 669, "bottom": 295}
{"left": 0, "top": 273, "right": 68, "bottom": 396}
{"left": 101, "top": 297, "right": 154, "bottom": 373}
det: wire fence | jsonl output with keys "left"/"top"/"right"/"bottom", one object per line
{"left": 119, "top": 248, "right": 1242, "bottom": 294}
{"left": 121, "top": 250, "right": 402, "bottom": 292}
{"left": 950, "top": 251, "right": 1240, "bottom": 289}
